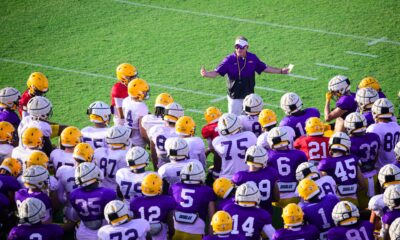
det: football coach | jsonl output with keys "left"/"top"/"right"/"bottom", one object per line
{"left": 201, "top": 36, "right": 290, "bottom": 115}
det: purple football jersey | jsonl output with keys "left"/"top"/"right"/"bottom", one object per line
{"left": 272, "top": 224, "right": 319, "bottom": 240}
{"left": 223, "top": 203, "right": 272, "bottom": 240}
{"left": 130, "top": 194, "right": 176, "bottom": 223}
{"left": 203, "top": 233, "right": 247, "bottom": 240}
{"left": 0, "top": 192, "right": 9, "bottom": 207}
{"left": 350, "top": 133, "right": 380, "bottom": 173}
{"left": 216, "top": 196, "right": 235, "bottom": 211}
{"left": 232, "top": 167, "right": 279, "bottom": 214}
{"left": 336, "top": 93, "right": 357, "bottom": 119}
{"left": 363, "top": 112, "right": 374, "bottom": 127}
{"left": 0, "top": 174, "right": 21, "bottom": 195}
{"left": 382, "top": 209, "right": 400, "bottom": 225}
{"left": 327, "top": 220, "right": 374, "bottom": 240}
{"left": 15, "top": 189, "right": 52, "bottom": 211}
{"left": 0, "top": 109, "right": 20, "bottom": 128}
{"left": 279, "top": 108, "right": 320, "bottom": 139}
{"left": 69, "top": 186, "right": 117, "bottom": 222}
{"left": 170, "top": 183, "right": 216, "bottom": 221}
{"left": 378, "top": 91, "right": 386, "bottom": 98}
{"left": 8, "top": 223, "right": 63, "bottom": 240}
{"left": 318, "top": 155, "right": 359, "bottom": 197}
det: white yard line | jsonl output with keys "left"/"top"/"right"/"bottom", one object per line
{"left": 345, "top": 51, "right": 378, "bottom": 58}
{"left": 315, "top": 63, "right": 349, "bottom": 70}
{"left": 187, "top": 109, "right": 204, "bottom": 114}
{"left": 367, "top": 37, "right": 388, "bottom": 46}
{"left": 112, "top": 0, "right": 400, "bottom": 46}
{"left": 287, "top": 74, "right": 318, "bottom": 81}
{"left": 263, "top": 103, "right": 280, "bottom": 108}
{"left": 255, "top": 86, "right": 286, "bottom": 93}
{"left": 210, "top": 96, "right": 226, "bottom": 103}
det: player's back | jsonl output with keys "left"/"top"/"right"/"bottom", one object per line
{"left": 350, "top": 132, "right": 380, "bottom": 174}
{"left": 56, "top": 165, "right": 77, "bottom": 199}
{"left": 98, "top": 219, "right": 150, "bottom": 240}
{"left": 327, "top": 220, "right": 374, "bottom": 240}
{"left": 8, "top": 223, "right": 63, "bottom": 240}
{"left": 185, "top": 136, "right": 206, "bottom": 167}
{"left": 0, "top": 174, "right": 20, "bottom": 195}
{"left": 81, "top": 126, "right": 108, "bottom": 149}
{"left": 336, "top": 93, "right": 357, "bottom": 119}
{"left": 238, "top": 115, "right": 262, "bottom": 137}
{"left": 50, "top": 148, "right": 74, "bottom": 173}
{"left": 141, "top": 114, "right": 163, "bottom": 134}
{"left": 122, "top": 98, "right": 148, "bottom": 147}
{"left": 18, "top": 116, "right": 52, "bottom": 138}
{"left": 272, "top": 224, "right": 319, "bottom": 240}
{"left": 116, "top": 168, "right": 151, "bottom": 201}
{"left": 279, "top": 108, "right": 320, "bottom": 139}
{"left": 94, "top": 147, "right": 128, "bottom": 189}
{"left": 11, "top": 146, "right": 33, "bottom": 167}
{"left": 0, "top": 143, "right": 14, "bottom": 161}
{"left": 203, "top": 233, "right": 247, "bottom": 240}
{"left": 158, "top": 159, "right": 200, "bottom": 185}
{"left": 149, "top": 124, "right": 177, "bottom": 159}
{"left": 294, "top": 135, "right": 329, "bottom": 162}
{"left": 316, "top": 175, "right": 337, "bottom": 198}
{"left": 201, "top": 121, "right": 219, "bottom": 143}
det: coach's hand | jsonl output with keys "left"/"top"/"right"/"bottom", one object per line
{"left": 200, "top": 65, "right": 207, "bottom": 77}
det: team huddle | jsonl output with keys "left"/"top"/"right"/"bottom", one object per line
{"left": 0, "top": 63, "right": 400, "bottom": 240}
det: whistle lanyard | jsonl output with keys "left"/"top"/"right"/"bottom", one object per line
{"left": 236, "top": 56, "right": 247, "bottom": 81}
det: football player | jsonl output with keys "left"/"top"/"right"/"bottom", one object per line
{"left": 327, "top": 201, "right": 374, "bottom": 239}
{"left": 238, "top": 93, "right": 263, "bottom": 137}
{"left": 203, "top": 211, "right": 246, "bottom": 240}
{"left": 0, "top": 87, "right": 21, "bottom": 127}
{"left": 130, "top": 173, "right": 176, "bottom": 240}
{"left": 366, "top": 98, "right": 400, "bottom": 168}
{"left": 213, "top": 177, "right": 235, "bottom": 211}
{"left": 325, "top": 75, "right": 357, "bottom": 132}
{"left": 267, "top": 126, "right": 307, "bottom": 207}
{"left": 318, "top": 132, "right": 365, "bottom": 205}
{"left": 381, "top": 184, "right": 400, "bottom": 238}
{"left": 0, "top": 121, "right": 16, "bottom": 163}
{"left": 358, "top": 76, "right": 386, "bottom": 98}
{"left": 294, "top": 117, "right": 329, "bottom": 164}
{"left": 355, "top": 87, "right": 379, "bottom": 126}
{"left": 12, "top": 127, "right": 44, "bottom": 168}
{"left": 175, "top": 116, "right": 206, "bottom": 167}
{"left": 94, "top": 125, "right": 131, "bottom": 189}
{"left": 98, "top": 200, "right": 150, "bottom": 240}
{"left": 50, "top": 126, "right": 81, "bottom": 173}
{"left": 279, "top": 92, "right": 320, "bottom": 140}
{"left": 223, "top": 182, "right": 275, "bottom": 239}
{"left": 81, "top": 101, "right": 110, "bottom": 149}
{"left": 18, "top": 72, "right": 49, "bottom": 118}
{"left": 70, "top": 162, "right": 117, "bottom": 240}
{"left": 297, "top": 178, "right": 339, "bottom": 240}
{"left": 170, "top": 161, "right": 216, "bottom": 239}
{"left": 7, "top": 198, "right": 63, "bottom": 240}
{"left": 122, "top": 78, "right": 150, "bottom": 148}
{"left": 212, "top": 113, "right": 257, "bottom": 179}
{"left": 116, "top": 146, "right": 152, "bottom": 202}
{"left": 395, "top": 141, "right": 400, "bottom": 168}
{"left": 232, "top": 145, "right": 279, "bottom": 215}
{"left": 111, "top": 63, "right": 138, "bottom": 126}
{"left": 272, "top": 203, "right": 319, "bottom": 240}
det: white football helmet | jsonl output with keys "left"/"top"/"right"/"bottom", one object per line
{"left": 329, "top": 132, "right": 351, "bottom": 153}
{"left": 395, "top": 141, "right": 400, "bottom": 161}
{"left": 383, "top": 184, "right": 400, "bottom": 210}
{"left": 372, "top": 98, "right": 394, "bottom": 119}
{"left": 27, "top": 96, "right": 52, "bottom": 119}
{"left": 243, "top": 93, "right": 263, "bottom": 115}
{"left": 355, "top": 88, "right": 378, "bottom": 111}
{"left": 389, "top": 217, "right": 400, "bottom": 240}
{"left": 280, "top": 92, "right": 303, "bottom": 115}
{"left": 267, "top": 127, "right": 292, "bottom": 149}
{"left": 23, "top": 165, "right": 49, "bottom": 190}
{"left": 295, "top": 162, "right": 320, "bottom": 181}
{"left": 245, "top": 145, "right": 268, "bottom": 168}
{"left": 218, "top": 113, "right": 241, "bottom": 136}
{"left": 332, "top": 201, "right": 360, "bottom": 226}
{"left": 0, "top": 87, "right": 20, "bottom": 109}
{"left": 75, "top": 162, "right": 103, "bottom": 187}
{"left": 106, "top": 126, "right": 131, "bottom": 148}
{"left": 328, "top": 75, "right": 350, "bottom": 96}
{"left": 180, "top": 161, "right": 205, "bottom": 184}
{"left": 18, "top": 198, "right": 46, "bottom": 225}
{"left": 104, "top": 200, "right": 131, "bottom": 226}
{"left": 235, "top": 182, "right": 261, "bottom": 207}
{"left": 164, "top": 102, "right": 184, "bottom": 123}
{"left": 125, "top": 146, "right": 149, "bottom": 169}
{"left": 344, "top": 112, "right": 367, "bottom": 135}
{"left": 378, "top": 164, "right": 400, "bottom": 188}
{"left": 165, "top": 137, "right": 189, "bottom": 161}
{"left": 87, "top": 101, "right": 111, "bottom": 124}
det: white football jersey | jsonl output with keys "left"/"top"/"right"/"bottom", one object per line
{"left": 50, "top": 149, "right": 74, "bottom": 173}
{"left": 141, "top": 114, "right": 164, "bottom": 135}
{"left": 18, "top": 116, "right": 52, "bottom": 139}
{"left": 149, "top": 125, "right": 178, "bottom": 158}
{"left": 184, "top": 136, "right": 206, "bottom": 168}
{"left": 238, "top": 115, "right": 262, "bottom": 137}
{"left": 11, "top": 146, "right": 34, "bottom": 169}
{"left": 316, "top": 176, "right": 337, "bottom": 198}
{"left": 94, "top": 147, "right": 128, "bottom": 190}
{"left": 81, "top": 126, "right": 108, "bottom": 149}
{"left": 116, "top": 168, "right": 152, "bottom": 201}
{"left": 0, "top": 143, "right": 14, "bottom": 163}
{"left": 256, "top": 126, "right": 296, "bottom": 150}
{"left": 56, "top": 165, "right": 76, "bottom": 203}
{"left": 158, "top": 159, "right": 200, "bottom": 185}
{"left": 122, "top": 98, "right": 148, "bottom": 147}
{"left": 366, "top": 121, "right": 400, "bottom": 168}
{"left": 98, "top": 219, "right": 150, "bottom": 240}
{"left": 212, "top": 131, "right": 257, "bottom": 179}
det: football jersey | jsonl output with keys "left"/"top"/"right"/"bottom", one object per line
{"left": 56, "top": 165, "right": 77, "bottom": 203}
{"left": 8, "top": 223, "right": 64, "bottom": 240}
{"left": 268, "top": 149, "right": 307, "bottom": 199}
{"left": 216, "top": 196, "right": 235, "bottom": 211}
{"left": 300, "top": 194, "right": 340, "bottom": 240}
{"left": 122, "top": 98, "right": 148, "bottom": 147}
{"left": 223, "top": 203, "right": 272, "bottom": 240}
{"left": 18, "top": 116, "right": 52, "bottom": 138}
{"left": 203, "top": 234, "right": 247, "bottom": 240}
{"left": 232, "top": 167, "right": 279, "bottom": 214}
{"left": 184, "top": 136, "right": 206, "bottom": 167}
{"left": 327, "top": 220, "right": 374, "bottom": 240}
{"left": 382, "top": 209, "right": 400, "bottom": 225}
{"left": 158, "top": 158, "right": 200, "bottom": 186}
{"left": 315, "top": 176, "right": 337, "bottom": 198}
{"left": 363, "top": 111, "right": 374, "bottom": 127}
{"left": 279, "top": 108, "right": 320, "bottom": 139}
{"left": 257, "top": 126, "right": 296, "bottom": 150}
{"left": 212, "top": 131, "right": 257, "bottom": 179}
{"left": 294, "top": 135, "right": 329, "bottom": 162}
{"left": 318, "top": 155, "right": 359, "bottom": 198}
{"left": 0, "top": 143, "right": 14, "bottom": 163}
{"left": 50, "top": 148, "right": 74, "bottom": 173}
{"left": 18, "top": 89, "right": 31, "bottom": 117}
{"left": 110, "top": 82, "right": 128, "bottom": 108}
{"left": 94, "top": 147, "right": 128, "bottom": 190}
{"left": 149, "top": 125, "right": 178, "bottom": 162}
{"left": 141, "top": 114, "right": 164, "bottom": 135}
{"left": 272, "top": 224, "right": 319, "bottom": 240}
{"left": 11, "top": 146, "right": 34, "bottom": 169}
{"left": 116, "top": 168, "right": 152, "bottom": 201}
{"left": 98, "top": 219, "right": 150, "bottom": 240}
{"left": 15, "top": 188, "right": 52, "bottom": 222}
{"left": 0, "top": 108, "right": 20, "bottom": 128}
{"left": 0, "top": 174, "right": 20, "bottom": 196}
{"left": 366, "top": 121, "right": 400, "bottom": 168}
{"left": 201, "top": 121, "right": 219, "bottom": 141}
{"left": 170, "top": 182, "right": 216, "bottom": 235}
{"left": 349, "top": 133, "right": 380, "bottom": 175}
{"left": 335, "top": 93, "right": 357, "bottom": 119}
{"left": 238, "top": 115, "right": 262, "bottom": 137}
{"left": 81, "top": 126, "right": 108, "bottom": 149}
